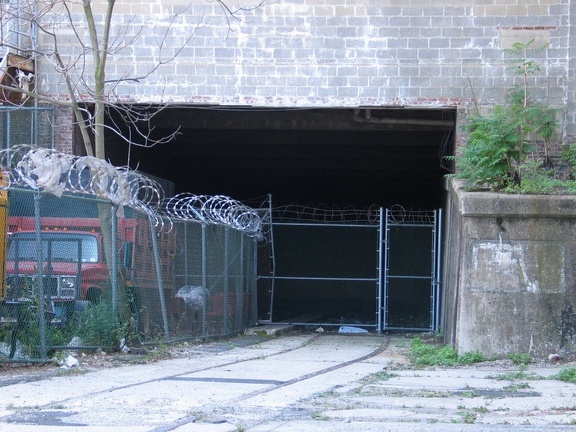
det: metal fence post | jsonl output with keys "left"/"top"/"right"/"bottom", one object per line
{"left": 251, "top": 236, "right": 258, "bottom": 324}
{"left": 201, "top": 223, "right": 207, "bottom": 336}
{"left": 237, "top": 233, "right": 244, "bottom": 329}
{"left": 377, "top": 207, "right": 384, "bottom": 334}
{"left": 33, "top": 192, "right": 47, "bottom": 360}
{"left": 224, "top": 227, "right": 229, "bottom": 333}
{"left": 149, "top": 218, "right": 169, "bottom": 338}
{"left": 111, "top": 205, "right": 118, "bottom": 318}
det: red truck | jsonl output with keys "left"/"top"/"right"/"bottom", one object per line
{"left": 3, "top": 213, "right": 177, "bottom": 327}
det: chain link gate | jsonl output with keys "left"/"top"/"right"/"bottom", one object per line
{"left": 381, "top": 207, "right": 442, "bottom": 332}
{"left": 259, "top": 205, "right": 442, "bottom": 333}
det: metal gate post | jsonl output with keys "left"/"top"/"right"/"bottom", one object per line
{"left": 268, "top": 196, "right": 276, "bottom": 323}
{"left": 434, "top": 209, "right": 443, "bottom": 331}
{"left": 381, "top": 208, "right": 391, "bottom": 332}
{"left": 377, "top": 207, "right": 384, "bottom": 333}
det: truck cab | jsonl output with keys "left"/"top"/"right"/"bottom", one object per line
{"left": 4, "top": 226, "right": 110, "bottom": 319}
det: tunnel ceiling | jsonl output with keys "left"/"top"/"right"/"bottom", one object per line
{"left": 101, "top": 107, "right": 455, "bottom": 209}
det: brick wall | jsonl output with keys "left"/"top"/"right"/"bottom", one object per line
{"left": 37, "top": 0, "right": 573, "bottom": 146}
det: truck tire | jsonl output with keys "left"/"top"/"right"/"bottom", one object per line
{"left": 86, "top": 288, "right": 102, "bottom": 304}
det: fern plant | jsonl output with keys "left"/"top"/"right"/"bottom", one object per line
{"left": 458, "top": 40, "right": 559, "bottom": 190}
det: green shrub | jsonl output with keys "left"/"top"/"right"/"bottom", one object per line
{"left": 507, "top": 352, "right": 533, "bottom": 365}
{"left": 77, "top": 302, "right": 128, "bottom": 349}
{"left": 457, "top": 40, "right": 561, "bottom": 192}
{"left": 553, "top": 368, "right": 576, "bottom": 384}
{"left": 409, "top": 338, "right": 485, "bottom": 367}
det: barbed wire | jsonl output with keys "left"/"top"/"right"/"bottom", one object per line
{"left": 0, "top": 145, "right": 262, "bottom": 237}
{"left": 271, "top": 203, "right": 381, "bottom": 224}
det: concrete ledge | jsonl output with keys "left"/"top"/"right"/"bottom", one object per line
{"left": 452, "top": 179, "right": 576, "bottom": 218}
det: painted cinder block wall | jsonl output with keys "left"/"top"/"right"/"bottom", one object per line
{"left": 41, "top": 0, "right": 575, "bottom": 149}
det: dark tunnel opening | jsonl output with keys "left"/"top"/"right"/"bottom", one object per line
{"left": 99, "top": 107, "right": 455, "bottom": 210}
{"left": 95, "top": 106, "right": 455, "bottom": 328}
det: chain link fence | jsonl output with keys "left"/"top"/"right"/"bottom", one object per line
{"left": 0, "top": 107, "right": 54, "bottom": 149}
{"left": 0, "top": 188, "right": 258, "bottom": 362}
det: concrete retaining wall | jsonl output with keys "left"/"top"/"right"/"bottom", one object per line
{"left": 443, "top": 179, "right": 576, "bottom": 357}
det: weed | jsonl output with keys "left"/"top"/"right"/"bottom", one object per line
{"left": 409, "top": 338, "right": 485, "bottom": 367}
{"left": 487, "top": 370, "right": 545, "bottom": 381}
{"left": 459, "top": 351, "right": 486, "bottom": 365}
{"left": 508, "top": 352, "right": 533, "bottom": 365}
{"left": 456, "top": 408, "right": 477, "bottom": 424}
{"left": 459, "top": 390, "right": 480, "bottom": 398}
{"left": 318, "top": 390, "right": 340, "bottom": 398}
{"left": 473, "top": 406, "right": 489, "bottom": 413}
{"left": 553, "top": 368, "right": 576, "bottom": 384}
{"left": 360, "top": 370, "right": 398, "bottom": 384}
{"left": 76, "top": 302, "right": 130, "bottom": 349}
{"left": 503, "top": 382, "right": 531, "bottom": 392}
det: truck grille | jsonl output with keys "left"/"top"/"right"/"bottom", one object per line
{"left": 5, "top": 275, "right": 76, "bottom": 299}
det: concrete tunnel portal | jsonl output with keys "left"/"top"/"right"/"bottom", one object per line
{"left": 100, "top": 106, "right": 456, "bottom": 328}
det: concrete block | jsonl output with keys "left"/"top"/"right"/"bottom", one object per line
{"left": 418, "top": 49, "right": 439, "bottom": 60}
{"left": 337, "top": 66, "right": 358, "bottom": 77}
{"left": 499, "top": 29, "right": 552, "bottom": 50}
{"left": 337, "top": 86, "right": 358, "bottom": 98}
{"left": 408, "top": 38, "right": 429, "bottom": 49}
{"left": 336, "top": 27, "right": 357, "bottom": 38}
{"left": 430, "top": 38, "right": 450, "bottom": 49}
{"left": 358, "top": 86, "right": 379, "bottom": 98}
{"left": 396, "top": 49, "right": 418, "bottom": 60}
{"left": 398, "top": 27, "right": 420, "bottom": 38}
{"left": 388, "top": 16, "right": 410, "bottom": 27}
{"left": 421, "top": 27, "right": 443, "bottom": 38}
{"left": 386, "top": 38, "right": 406, "bottom": 48}
{"left": 317, "top": 86, "right": 338, "bottom": 97}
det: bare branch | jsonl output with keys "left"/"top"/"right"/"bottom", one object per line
{"left": 0, "top": 0, "right": 269, "bottom": 159}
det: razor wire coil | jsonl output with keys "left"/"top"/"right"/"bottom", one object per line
{"left": 0, "top": 145, "right": 262, "bottom": 237}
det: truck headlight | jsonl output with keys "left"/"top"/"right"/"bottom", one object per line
{"left": 59, "top": 276, "right": 76, "bottom": 298}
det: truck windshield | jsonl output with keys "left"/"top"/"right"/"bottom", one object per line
{"left": 7, "top": 233, "right": 99, "bottom": 263}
